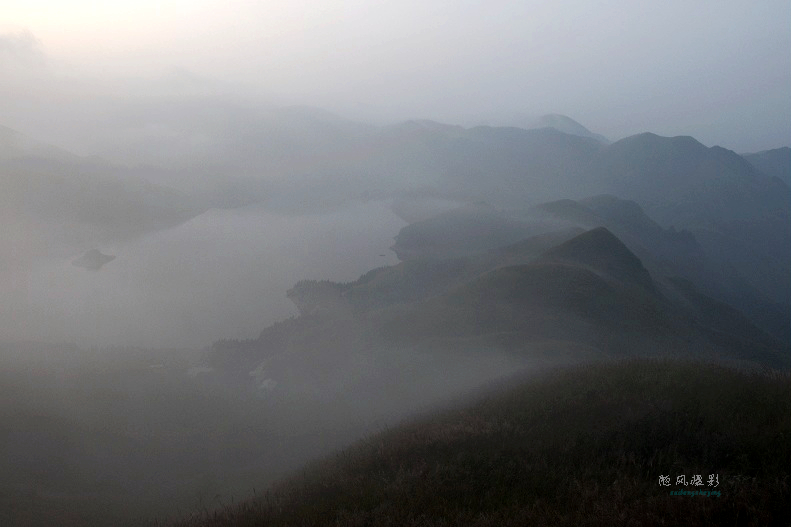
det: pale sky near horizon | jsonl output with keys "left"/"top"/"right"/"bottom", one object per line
{"left": 1, "top": 0, "right": 789, "bottom": 152}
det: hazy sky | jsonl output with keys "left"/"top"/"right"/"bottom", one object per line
{"left": 2, "top": 0, "right": 789, "bottom": 152}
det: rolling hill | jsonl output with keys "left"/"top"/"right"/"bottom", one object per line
{"left": 171, "top": 360, "right": 791, "bottom": 527}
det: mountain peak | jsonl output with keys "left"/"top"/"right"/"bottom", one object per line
{"left": 534, "top": 114, "right": 609, "bottom": 144}
{"left": 539, "top": 227, "right": 654, "bottom": 290}
{"left": 612, "top": 132, "right": 706, "bottom": 153}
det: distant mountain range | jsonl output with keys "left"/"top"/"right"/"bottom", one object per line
{"left": 533, "top": 113, "right": 610, "bottom": 144}
{"left": 0, "top": 124, "right": 204, "bottom": 259}
{"left": 388, "top": 197, "right": 787, "bottom": 343}
{"left": 212, "top": 221, "right": 788, "bottom": 392}
{"left": 2, "top": 107, "right": 787, "bottom": 350}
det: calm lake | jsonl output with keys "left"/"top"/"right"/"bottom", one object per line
{"left": 14, "top": 200, "right": 405, "bottom": 348}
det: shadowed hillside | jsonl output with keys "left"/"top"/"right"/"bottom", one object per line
{"left": 589, "top": 134, "right": 791, "bottom": 307}
{"left": 170, "top": 360, "right": 791, "bottom": 527}
{"left": 538, "top": 226, "right": 655, "bottom": 292}
{"left": 377, "top": 230, "right": 786, "bottom": 367}
{"left": 519, "top": 196, "right": 788, "bottom": 343}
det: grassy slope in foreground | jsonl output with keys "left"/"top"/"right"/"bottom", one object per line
{"left": 171, "top": 360, "right": 790, "bottom": 527}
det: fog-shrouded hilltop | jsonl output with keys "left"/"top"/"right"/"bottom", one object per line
{"left": 532, "top": 113, "right": 611, "bottom": 144}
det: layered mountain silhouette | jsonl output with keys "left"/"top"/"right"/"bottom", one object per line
{"left": 389, "top": 197, "right": 787, "bottom": 342}
{"left": 3, "top": 110, "right": 788, "bottom": 350}
{"left": 212, "top": 226, "right": 788, "bottom": 391}
{"left": 742, "top": 146, "right": 790, "bottom": 187}
{"left": 390, "top": 202, "right": 537, "bottom": 260}
{"left": 533, "top": 113, "right": 610, "bottom": 144}
{"left": 526, "top": 196, "right": 788, "bottom": 341}
{"left": 381, "top": 126, "right": 788, "bottom": 311}
{"left": 380, "top": 228, "right": 783, "bottom": 362}
{"left": 0, "top": 124, "right": 204, "bottom": 256}
{"left": 589, "top": 133, "right": 789, "bottom": 226}
{"left": 18, "top": 104, "right": 782, "bottom": 288}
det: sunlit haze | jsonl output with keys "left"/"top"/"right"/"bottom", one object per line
{"left": 2, "top": 0, "right": 789, "bottom": 152}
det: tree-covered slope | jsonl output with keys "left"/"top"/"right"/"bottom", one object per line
{"left": 171, "top": 360, "right": 791, "bottom": 527}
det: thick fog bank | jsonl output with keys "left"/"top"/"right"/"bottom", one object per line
{"left": 2, "top": 200, "right": 404, "bottom": 348}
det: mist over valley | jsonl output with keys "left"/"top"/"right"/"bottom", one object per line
{"left": 1, "top": 2, "right": 789, "bottom": 525}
